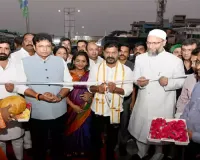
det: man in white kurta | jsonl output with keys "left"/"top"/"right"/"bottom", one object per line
{"left": 128, "top": 29, "right": 185, "bottom": 158}
{"left": 88, "top": 41, "right": 133, "bottom": 160}
{"left": 0, "top": 38, "right": 29, "bottom": 160}
{"left": 11, "top": 33, "right": 35, "bottom": 64}
{"left": 11, "top": 33, "right": 35, "bottom": 151}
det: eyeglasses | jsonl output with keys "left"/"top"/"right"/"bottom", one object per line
{"left": 146, "top": 41, "right": 163, "bottom": 45}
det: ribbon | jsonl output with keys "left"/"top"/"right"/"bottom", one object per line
{"left": 0, "top": 75, "right": 188, "bottom": 86}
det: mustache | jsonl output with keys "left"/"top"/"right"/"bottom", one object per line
{"left": 0, "top": 53, "right": 7, "bottom": 56}
{"left": 0, "top": 53, "right": 9, "bottom": 61}
{"left": 135, "top": 52, "right": 141, "bottom": 55}
{"left": 119, "top": 54, "right": 127, "bottom": 57}
{"left": 106, "top": 57, "right": 115, "bottom": 60}
{"left": 26, "top": 44, "right": 33, "bottom": 47}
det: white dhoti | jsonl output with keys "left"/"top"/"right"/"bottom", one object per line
{"left": 136, "top": 140, "right": 149, "bottom": 158}
{"left": 0, "top": 121, "right": 24, "bottom": 160}
{"left": 23, "top": 131, "right": 32, "bottom": 149}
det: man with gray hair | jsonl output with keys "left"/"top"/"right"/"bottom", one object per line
{"left": 128, "top": 29, "right": 185, "bottom": 159}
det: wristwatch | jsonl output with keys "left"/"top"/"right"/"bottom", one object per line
{"left": 57, "top": 94, "right": 63, "bottom": 100}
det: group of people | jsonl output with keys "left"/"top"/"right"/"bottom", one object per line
{"left": 0, "top": 28, "right": 200, "bottom": 160}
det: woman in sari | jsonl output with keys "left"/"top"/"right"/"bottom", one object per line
{"left": 65, "top": 51, "right": 92, "bottom": 157}
{"left": 53, "top": 46, "right": 69, "bottom": 61}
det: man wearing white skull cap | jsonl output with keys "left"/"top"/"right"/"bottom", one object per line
{"left": 128, "top": 29, "right": 185, "bottom": 159}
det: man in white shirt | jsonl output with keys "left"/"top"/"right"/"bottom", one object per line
{"left": 0, "top": 38, "right": 29, "bottom": 160}
{"left": 11, "top": 33, "right": 35, "bottom": 63}
{"left": 88, "top": 41, "right": 133, "bottom": 160}
{"left": 11, "top": 33, "right": 35, "bottom": 152}
{"left": 86, "top": 42, "right": 103, "bottom": 70}
{"left": 60, "top": 37, "right": 72, "bottom": 64}
{"left": 128, "top": 29, "right": 185, "bottom": 159}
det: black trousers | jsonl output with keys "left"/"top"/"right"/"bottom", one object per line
{"left": 30, "top": 114, "right": 66, "bottom": 160}
{"left": 90, "top": 111, "right": 120, "bottom": 160}
{"left": 185, "top": 140, "right": 200, "bottom": 160}
{"left": 118, "top": 97, "right": 132, "bottom": 155}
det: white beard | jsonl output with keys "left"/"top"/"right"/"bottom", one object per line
{"left": 148, "top": 48, "right": 164, "bottom": 56}
{"left": 148, "top": 50, "right": 158, "bottom": 56}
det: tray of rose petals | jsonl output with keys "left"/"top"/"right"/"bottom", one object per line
{"left": 147, "top": 118, "right": 189, "bottom": 145}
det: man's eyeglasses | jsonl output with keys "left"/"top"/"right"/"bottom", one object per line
{"left": 146, "top": 41, "right": 163, "bottom": 45}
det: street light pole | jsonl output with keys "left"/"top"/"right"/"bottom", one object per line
{"left": 26, "top": 12, "right": 30, "bottom": 32}
{"left": 64, "top": 8, "right": 75, "bottom": 39}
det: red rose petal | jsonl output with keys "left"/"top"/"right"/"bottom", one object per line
{"left": 150, "top": 118, "right": 188, "bottom": 142}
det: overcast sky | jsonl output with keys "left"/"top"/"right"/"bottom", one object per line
{"left": 0, "top": 0, "right": 199, "bottom": 37}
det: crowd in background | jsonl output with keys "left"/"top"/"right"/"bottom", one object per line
{"left": 0, "top": 29, "right": 200, "bottom": 160}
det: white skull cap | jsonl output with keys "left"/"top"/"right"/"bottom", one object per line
{"left": 148, "top": 29, "right": 167, "bottom": 40}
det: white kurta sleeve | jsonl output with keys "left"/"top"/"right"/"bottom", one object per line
{"left": 63, "top": 60, "right": 73, "bottom": 91}
{"left": 87, "top": 65, "right": 98, "bottom": 93}
{"left": 133, "top": 56, "right": 141, "bottom": 84}
{"left": 132, "top": 56, "right": 146, "bottom": 89}
{"left": 14, "top": 60, "right": 29, "bottom": 95}
{"left": 164, "top": 59, "right": 185, "bottom": 91}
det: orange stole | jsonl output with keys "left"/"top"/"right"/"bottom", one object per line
{"left": 0, "top": 147, "right": 7, "bottom": 160}
{"left": 66, "top": 106, "right": 91, "bottom": 136}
